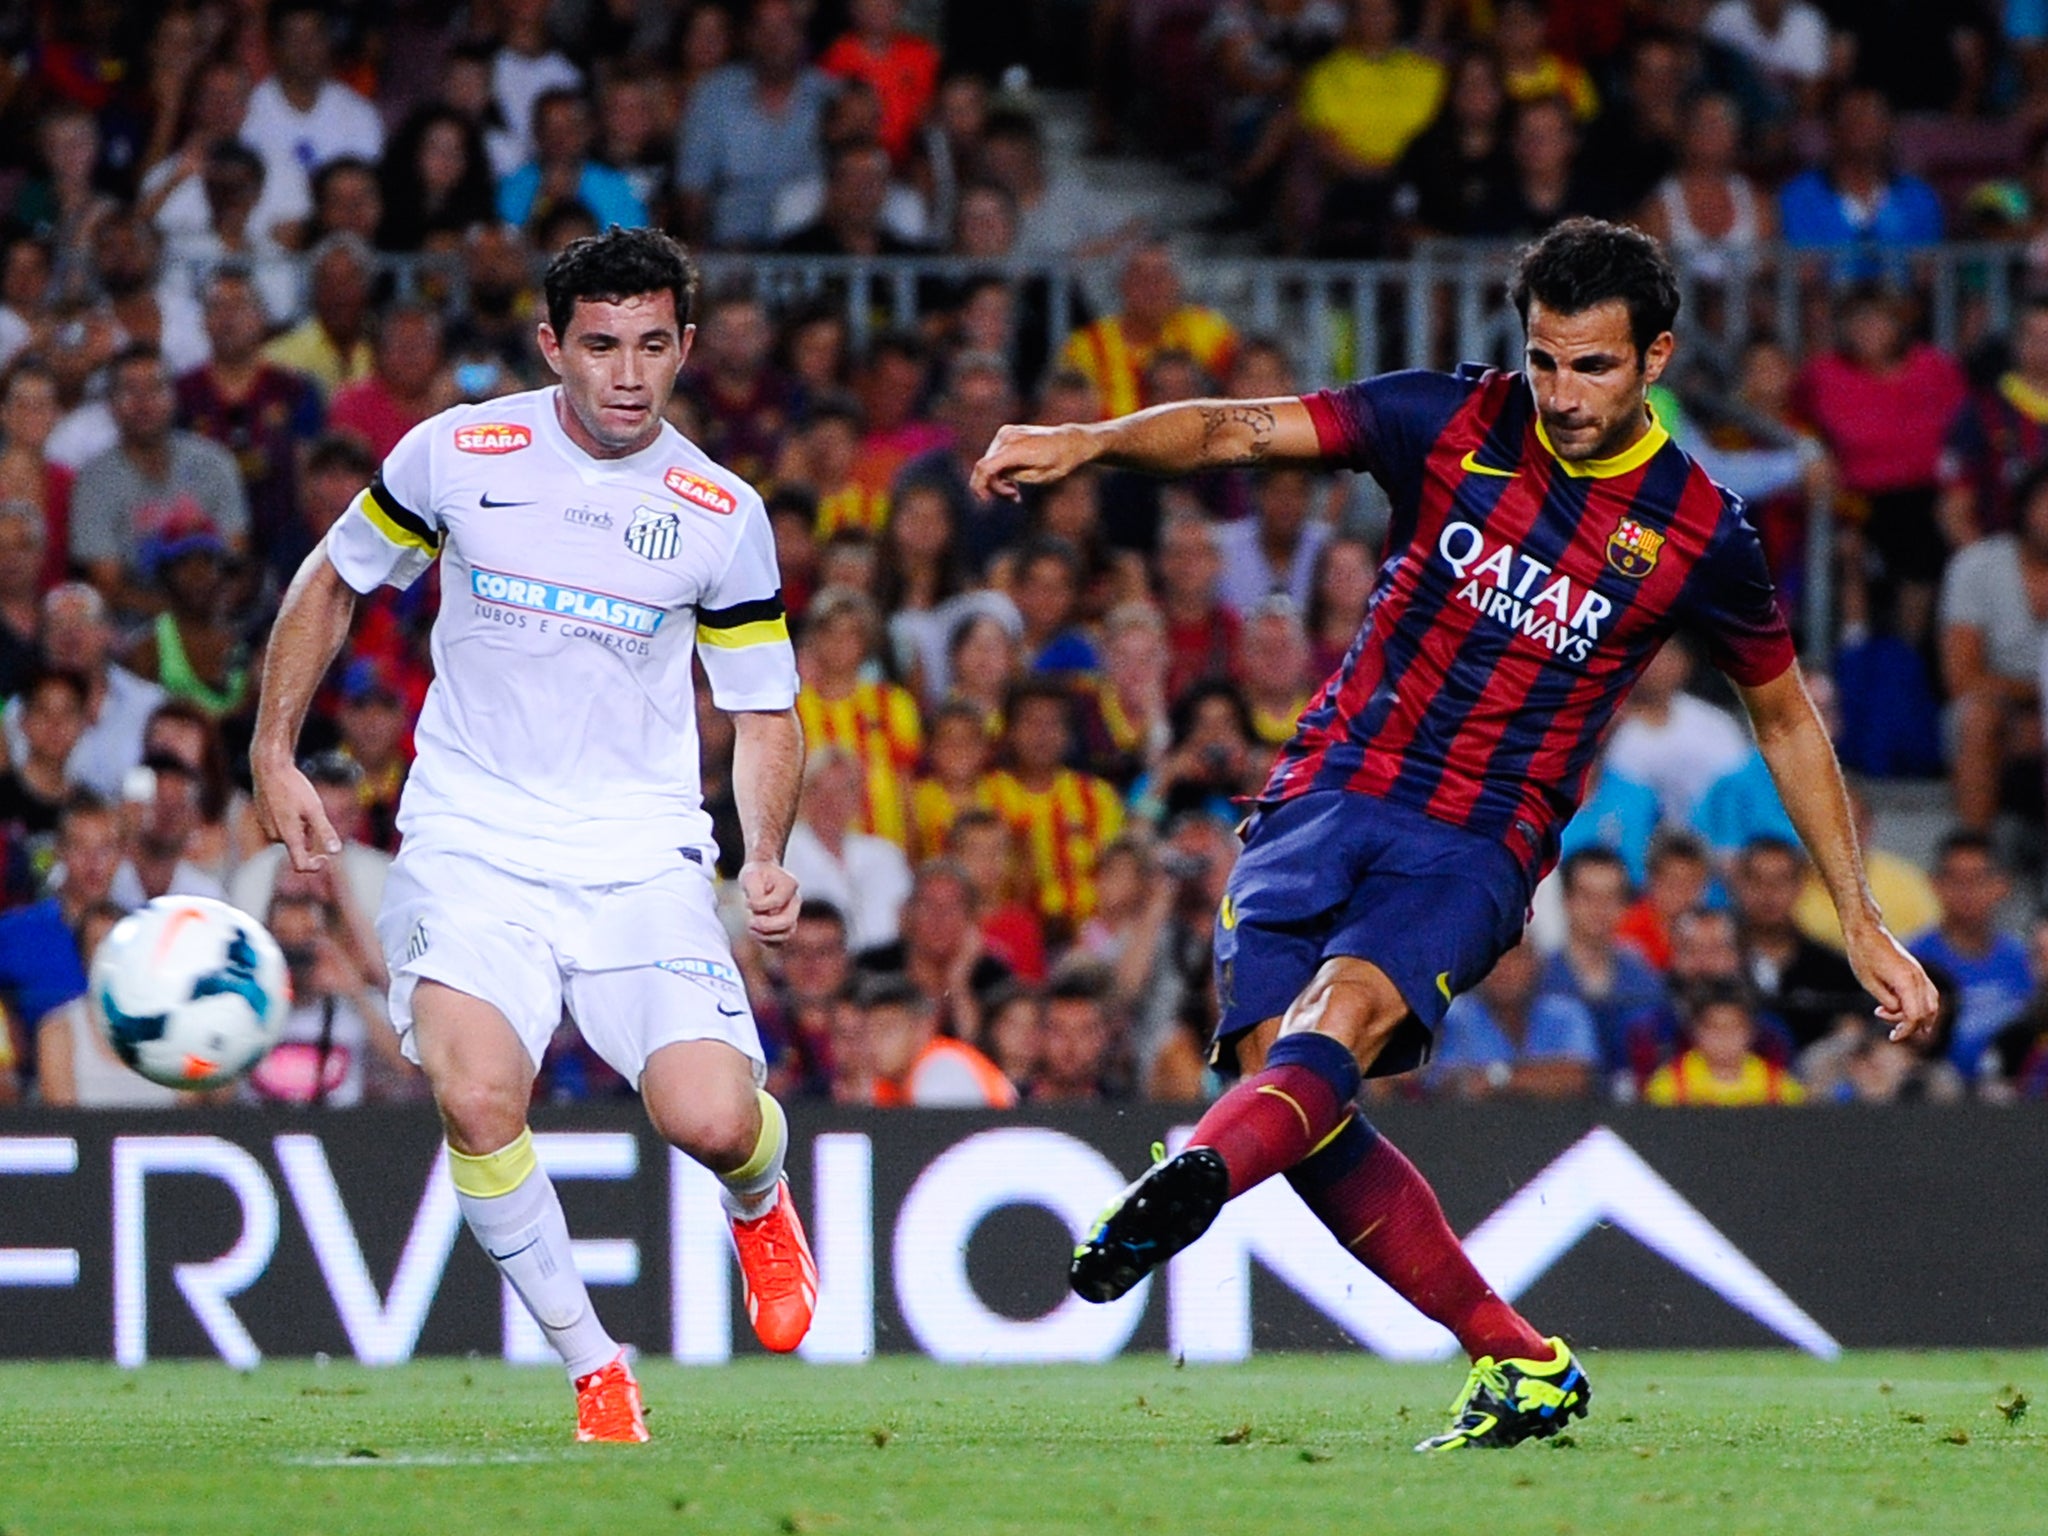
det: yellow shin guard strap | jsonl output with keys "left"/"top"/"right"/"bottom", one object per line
{"left": 447, "top": 1127, "right": 538, "bottom": 1198}
{"left": 728, "top": 1091, "right": 786, "bottom": 1186}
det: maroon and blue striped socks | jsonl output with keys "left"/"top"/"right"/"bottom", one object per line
{"left": 1188, "top": 1033, "right": 1362, "bottom": 1199}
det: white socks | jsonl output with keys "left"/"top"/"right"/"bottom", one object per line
{"left": 448, "top": 1129, "right": 619, "bottom": 1381}
{"left": 718, "top": 1090, "right": 788, "bottom": 1223}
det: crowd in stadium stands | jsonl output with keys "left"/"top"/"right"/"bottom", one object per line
{"left": 8, "top": 0, "right": 2048, "bottom": 1111}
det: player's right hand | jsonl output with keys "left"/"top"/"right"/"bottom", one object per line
{"left": 253, "top": 754, "right": 343, "bottom": 874}
{"left": 969, "top": 423, "right": 1097, "bottom": 502}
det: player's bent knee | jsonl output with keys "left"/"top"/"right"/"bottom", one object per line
{"left": 433, "top": 1079, "right": 530, "bottom": 1159}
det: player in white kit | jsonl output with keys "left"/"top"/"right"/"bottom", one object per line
{"left": 251, "top": 229, "right": 813, "bottom": 1442}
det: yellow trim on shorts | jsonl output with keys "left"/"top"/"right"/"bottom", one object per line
{"left": 446, "top": 1127, "right": 537, "bottom": 1198}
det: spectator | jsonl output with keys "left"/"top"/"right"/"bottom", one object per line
{"left": 329, "top": 304, "right": 447, "bottom": 461}
{"left": 1135, "top": 681, "right": 1264, "bottom": 829}
{"left": 13, "top": 105, "right": 119, "bottom": 256}
{"left": 758, "top": 899, "right": 852, "bottom": 1098}
{"left": 1034, "top": 960, "right": 1124, "bottom": 1101}
{"left": 0, "top": 792, "right": 120, "bottom": 1058}
{"left": 1938, "top": 459, "right": 2048, "bottom": 832}
{"left": 1731, "top": 835, "right": 1863, "bottom": 1050}
{"left": 783, "top": 746, "right": 914, "bottom": 954}
{"left": 1235, "top": 595, "right": 1313, "bottom": 748}
{"left": 243, "top": 883, "right": 398, "bottom": 1107}
{"left": 796, "top": 586, "right": 924, "bottom": 848}
{"left": 909, "top": 700, "right": 993, "bottom": 861}
{"left": 1634, "top": 93, "right": 1775, "bottom": 285}
{"left": 110, "top": 750, "right": 227, "bottom": 908}
{"left": 856, "top": 972, "right": 1016, "bottom": 1107}
{"left": 141, "top": 701, "right": 253, "bottom": 893}
{"left": 1579, "top": 28, "right": 1700, "bottom": 219}
{"left": 0, "top": 505, "right": 45, "bottom": 698}
{"left": 1702, "top": 0, "right": 1829, "bottom": 116}
{"left": 1305, "top": 533, "right": 1373, "bottom": 677}
{"left": 1643, "top": 981, "right": 1806, "bottom": 1105}
{"left": 1801, "top": 1003, "right": 1964, "bottom": 1105}
{"left": 1986, "top": 917, "right": 2048, "bottom": 1100}
{"left": 1910, "top": 831, "right": 2032, "bottom": 1077}
{"left": 1558, "top": 754, "right": 1662, "bottom": 889}
{"left": 332, "top": 659, "right": 411, "bottom": 853}
{"left": 1289, "top": 0, "right": 1445, "bottom": 253}
{"left": 1432, "top": 936, "right": 1598, "bottom": 1100}
{"left": 167, "top": 143, "right": 300, "bottom": 326}
{"left": 1076, "top": 834, "right": 1179, "bottom": 1041}
{"left": 985, "top": 680, "right": 1124, "bottom": 933}
{"left": 853, "top": 331, "right": 946, "bottom": 488}
{"left": 71, "top": 345, "right": 249, "bottom": 615}
{"left": 1618, "top": 905, "right": 1769, "bottom": 1092}
{"left": 446, "top": 223, "right": 544, "bottom": 383}
{"left": 1616, "top": 829, "right": 1713, "bottom": 972}
{"left": 176, "top": 269, "right": 324, "bottom": 577}
{"left": 497, "top": 88, "right": 648, "bottom": 234}
{"left": 0, "top": 363, "right": 72, "bottom": 591}
{"left": 262, "top": 234, "right": 376, "bottom": 397}
{"left": 1216, "top": 469, "right": 1329, "bottom": 618}
{"left": 897, "top": 352, "right": 1026, "bottom": 574}
{"left": 309, "top": 157, "right": 385, "bottom": 249}
{"left": 0, "top": 669, "right": 85, "bottom": 845}
{"left": 377, "top": 106, "right": 497, "bottom": 254}
{"left": 1938, "top": 296, "right": 2048, "bottom": 549}
{"left": 861, "top": 857, "right": 1014, "bottom": 1041}
{"left": 1010, "top": 537, "right": 1100, "bottom": 676}
{"left": 1467, "top": 95, "right": 1609, "bottom": 238}
{"left": 35, "top": 900, "right": 183, "bottom": 1107}
{"left": 978, "top": 109, "right": 1136, "bottom": 264}
{"left": 1058, "top": 242, "right": 1238, "bottom": 420}
{"left": 1074, "top": 601, "right": 1172, "bottom": 791}
{"left": 880, "top": 481, "right": 1001, "bottom": 702}
{"left": 1541, "top": 847, "right": 1671, "bottom": 1070}
{"left": 89, "top": 212, "right": 210, "bottom": 379}
{"left": 1390, "top": 49, "right": 1511, "bottom": 242}
{"left": 1205, "top": 0, "right": 1346, "bottom": 227}
{"left": 983, "top": 983, "right": 1043, "bottom": 1097}
{"left": 683, "top": 293, "right": 801, "bottom": 491}
{"left": 1495, "top": 0, "right": 1598, "bottom": 120}
{"left": 121, "top": 507, "right": 248, "bottom": 719}
{"left": 675, "top": 0, "right": 835, "bottom": 249}
{"left": 1602, "top": 640, "right": 1751, "bottom": 824}
{"left": 43, "top": 315, "right": 120, "bottom": 474}
{"left": 487, "top": 0, "right": 584, "bottom": 175}
{"left": 594, "top": 68, "right": 676, "bottom": 224}
{"left": 947, "top": 807, "right": 1048, "bottom": 982}
{"left": 231, "top": 749, "right": 390, "bottom": 940}
{"left": 943, "top": 607, "right": 1024, "bottom": 731}
{"left": 819, "top": 0, "right": 941, "bottom": 168}
{"left": 1778, "top": 88, "right": 1944, "bottom": 266}
{"left": 1156, "top": 511, "right": 1241, "bottom": 701}
{"left": 1793, "top": 286, "right": 1966, "bottom": 645}
{"left": 6, "top": 585, "right": 164, "bottom": 802}
{"left": 143, "top": 60, "right": 311, "bottom": 255}
{"left": 238, "top": 4, "right": 385, "bottom": 201}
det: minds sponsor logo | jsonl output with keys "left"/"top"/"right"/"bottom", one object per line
{"left": 470, "top": 568, "right": 664, "bottom": 636}
{"left": 1437, "top": 519, "right": 1614, "bottom": 664}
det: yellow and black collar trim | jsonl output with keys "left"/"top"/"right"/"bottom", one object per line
{"left": 1533, "top": 403, "right": 1670, "bottom": 480}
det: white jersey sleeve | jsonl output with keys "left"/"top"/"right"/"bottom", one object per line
{"left": 325, "top": 417, "right": 444, "bottom": 594}
{"left": 694, "top": 493, "right": 798, "bottom": 712}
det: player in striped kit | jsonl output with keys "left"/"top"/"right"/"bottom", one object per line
{"left": 972, "top": 219, "right": 1939, "bottom": 1451}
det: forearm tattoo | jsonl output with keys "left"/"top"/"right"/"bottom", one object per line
{"left": 1197, "top": 402, "right": 1278, "bottom": 466}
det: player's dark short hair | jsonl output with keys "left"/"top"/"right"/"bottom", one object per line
{"left": 1509, "top": 217, "right": 1680, "bottom": 359}
{"left": 543, "top": 225, "right": 699, "bottom": 339}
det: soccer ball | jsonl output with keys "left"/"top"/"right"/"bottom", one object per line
{"left": 90, "top": 896, "right": 291, "bottom": 1089}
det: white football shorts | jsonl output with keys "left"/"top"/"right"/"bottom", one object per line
{"left": 377, "top": 843, "right": 765, "bottom": 1086}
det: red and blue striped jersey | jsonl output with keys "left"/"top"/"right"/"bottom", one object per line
{"left": 1264, "top": 364, "right": 1795, "bottom": 883}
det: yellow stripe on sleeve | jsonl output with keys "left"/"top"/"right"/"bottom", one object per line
{"left": 358, "top": 488, "right": 439, "bottom": 555}
{"left": 697, "top": 615, "right": 791, "bottom": 649}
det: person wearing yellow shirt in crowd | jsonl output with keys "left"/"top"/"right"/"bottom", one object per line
{"left": 776, "top": 394, "right": 889, "bottom": 538}
{"left": 1494, "top": 0, "right": 1598, "bottom": 121}
{"left": 984, "top": 679, "right": 1124, "bottom": 937}
{"left": 910, "top": 699, "right": 995, "bottom": 862}
{"left": 1237, "top": 595, "right": 1315, "bottom": 748}
{"left": 796, "top": 586, "right": 923, "bottom": 849}
{"left": 262, "top": 234, "right": 376, "bottom": 396}
{"left": 1644, "top": 983, "right": 1807, "bottom": 1106}
{"left": 1058, "top": 242, "right": 1237, "bottom": 420}
{"left": 1296, "top": 0, "right": 1446, "bottom": 183}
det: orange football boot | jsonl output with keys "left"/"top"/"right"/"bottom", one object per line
{"left": 730, "top": 1178, "right": 818, "bottom": 1352}
{"left": 574, "top": 1351, "right": 649, "bottom": 1443}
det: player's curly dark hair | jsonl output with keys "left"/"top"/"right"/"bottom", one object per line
{"left": 1508, "top": 217, "right": 1680, "bottom": 360}
{"left": 542, "top": 225, "right": 700, "bottom": 338}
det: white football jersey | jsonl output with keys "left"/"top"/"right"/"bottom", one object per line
{"left": 325, "top": 388, "right": 797, "bottom": 883}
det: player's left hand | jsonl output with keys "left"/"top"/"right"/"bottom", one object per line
{"left": 739, "top": 859, "right": 801, "bottom": 947}
{"left": 1843, "top": 919, "right": 1942, "bottom": 1042}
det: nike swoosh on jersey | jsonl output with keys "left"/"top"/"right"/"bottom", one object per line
{"left": 716, "top": 1004, "right": 745, "bottom": 1018}
{"left": 479, "top": 492, "right": 537, "bottom": 508}
{"left": 1458, "top": 449, "right": 1518, "bottom": 478}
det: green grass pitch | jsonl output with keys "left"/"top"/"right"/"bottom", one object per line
{"left": 2, "top": 1352, "right": 2043, "bottom": 1536}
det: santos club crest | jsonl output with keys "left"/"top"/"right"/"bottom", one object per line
{"left": 1605, "top": 516, "right": 1665, "bottom": 579}
{"left": 625, "top": 507, "right": 681, "bottom": 561}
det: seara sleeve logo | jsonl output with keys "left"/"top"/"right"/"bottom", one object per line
{"left": 455, "top": 423, "right": 533, "bottom": 454}
{"left": 665, "top": 466, "right": 737, "bottom": 514}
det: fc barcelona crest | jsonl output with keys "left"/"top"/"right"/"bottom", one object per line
{"left": 1605, "top": 516, "right": 1664, "bottom": 579}
{"left": 625, "top": 506, "right": 681, "bottom": 562}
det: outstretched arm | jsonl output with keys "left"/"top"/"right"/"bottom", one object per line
{"left": 731, "top": 706, "right": 805, "bottom": 946}
{"left": 251, "top": 541, "right": 360, "bottom": 872}
{"left": 969, "top": 395, "right": 1326, "bottom": 500}
{"left": 1738, "top": 662, "right": 1941, "bottom": 1040}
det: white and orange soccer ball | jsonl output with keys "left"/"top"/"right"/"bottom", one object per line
{"left": 89, "top": 896, "right": 291, "bottom": 1089}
